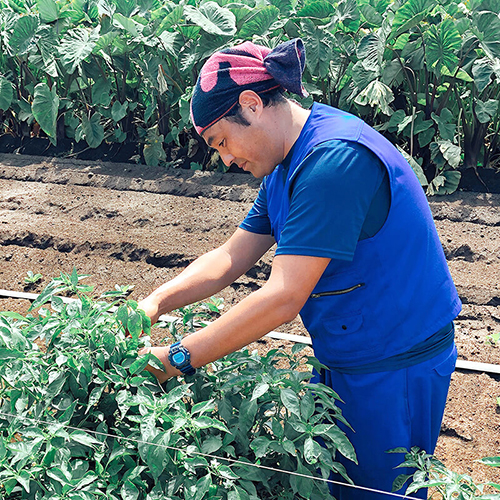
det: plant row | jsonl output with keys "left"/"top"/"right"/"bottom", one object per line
{"left": 0, "top": 270, "right": 357, "bottom": 499}
{"left": 0, "top": 0, "right": 499, "bottom": 192}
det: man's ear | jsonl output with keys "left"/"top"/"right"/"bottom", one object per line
{"left": 238, "top": 90, "right": 263, "bottom": 116}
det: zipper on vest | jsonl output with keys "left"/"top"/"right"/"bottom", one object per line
{"left": 310, "top": 283, "right": 365, "bottom": 299}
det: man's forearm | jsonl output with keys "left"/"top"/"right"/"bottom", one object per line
{"left": 144, "top": 246, "right": 238, "bottom": 315}
{"left": 178, "top": 279, "right": 301, "bottom": 368}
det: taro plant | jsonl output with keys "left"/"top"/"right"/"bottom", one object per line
{"left": 390, "top": 447, "right": 500, "bottom": 499}
{"left": 0, "top": 271, "right": 356, "bottom": 499}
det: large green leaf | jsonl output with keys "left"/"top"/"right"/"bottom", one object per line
{"left": 59, "top": 27, "right": 100, "bottom": 74}
{"left": 32, "top": 83, "right": 59, "bottom": 140}
{"left": 357, "top": 32, "right": 385, "bottom": 72}
{"left": 334, "top": 0, "right": 360, "bottom": 32}
{"left": 354, "top": 79, "right": 394, "bottom": 115}
{"left": 473, "top": 10, "right": 500, "bottom": 58}
{"left": 300, "top": 19, "right": 333, "bottom": 78}
{"left": 472, "top": 57, "right": 494, "bottom": 92}
{"left": 184, "top": 2, "right": 236, "bottom": 36}
{"left": 431, "top": 109, "right": 455, "bottom": 142}
{"left": 143, "top": 126, "right": 166, "bottom": 167}
{"left": 0, "top": 76, "right": 13, "bottom": 111}
{"left": 390, "top": 0, "right": 436, "bottom": 40}
{"left": 36, "top": 0, "right": 59, "bottom": 22}
{"left": 82, "top": 113, "right": 104, "bottom": 148}
{"left": 297, "top": 0, "right": 334, "bottom": 20}
{"left": 157, "top": 31, "right": 184, "bottom": 57}
{"left": 238, "top": 5, "right": 280, "bottom": 39}
{"left": 424, "top": 19, "right": 461, "bottom": 74}
{"left": 8, "top": 15, "right": 39, "bottom": 56}
{"left": 113, "top": 12, "right": 142, "bottom": 37}
{"left": 475, "top": 98, "right": 499, "bottom": 123}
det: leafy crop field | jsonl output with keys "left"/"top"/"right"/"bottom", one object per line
{"left": 0, "top": 0, "right": 499, "bottom": 193}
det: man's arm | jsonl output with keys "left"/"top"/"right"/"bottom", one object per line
{"left": 138, "top": 228, "right": 275, "bottom": 325}
{"left": 141, "top": 253, "right": 330, "bottom": 381}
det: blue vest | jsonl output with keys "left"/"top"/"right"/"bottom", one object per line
{"left": 266, "top": 103, "right": 461, "bottom": 368}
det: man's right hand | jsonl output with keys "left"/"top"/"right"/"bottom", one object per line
{"left": 137, "top": 296, "right": 161, "bottom": 326}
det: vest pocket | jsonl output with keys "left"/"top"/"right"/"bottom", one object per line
{"left": 323, "top": 312, "right": 364, "bottom": 335}
{"left": 310, "top": 283, "right": 365, "bottom": 299}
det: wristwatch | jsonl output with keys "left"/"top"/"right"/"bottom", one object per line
{"left": 168, "top": 341, "right": 196, "bottom": 376}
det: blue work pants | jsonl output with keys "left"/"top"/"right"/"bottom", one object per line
{"left": 314, "top": 342, "right": 457, "bottom": 499}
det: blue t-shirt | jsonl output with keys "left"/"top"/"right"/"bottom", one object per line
{"left": 240, "top": 139, "right": 391, "bottom": 260}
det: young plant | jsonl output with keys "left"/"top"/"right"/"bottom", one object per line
{"left": 390, "top": 447, "right": 500, "bottom": 498}
{"left": 23, "top": 271, "right": 42, "bottom": 285}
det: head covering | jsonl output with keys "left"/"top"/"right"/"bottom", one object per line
{"left": 190, "top": 38, "right": 308, "bottom": 135}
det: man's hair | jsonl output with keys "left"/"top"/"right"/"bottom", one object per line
{"left": 224, "top": 88, "right": 287, "bottom": 127}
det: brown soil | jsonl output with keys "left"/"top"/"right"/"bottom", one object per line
{"left": 1, "top": 153, "right": 500, "bottom": 493}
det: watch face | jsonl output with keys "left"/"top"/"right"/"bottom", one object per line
{"left": 172, "top": 351, "right": 186, "bottom": 365}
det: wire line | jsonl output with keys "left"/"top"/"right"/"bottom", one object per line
{"left": 0, "top": 409, "right": 420, "bottom": 499}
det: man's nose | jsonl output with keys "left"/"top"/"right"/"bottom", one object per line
{"left": 220, "top": 152, "right": 235, "bottom": 167}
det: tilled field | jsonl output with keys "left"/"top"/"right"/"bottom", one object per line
{"left": 0, "top": 153, "right": 499, "bottom": 491}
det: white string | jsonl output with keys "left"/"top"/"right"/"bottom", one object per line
{"left": 0, "top": 410, "right": 421, "bottom": 499}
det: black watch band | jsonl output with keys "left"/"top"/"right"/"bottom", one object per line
{"left": 168, "top": 341, "right": 196, "bottom": 376}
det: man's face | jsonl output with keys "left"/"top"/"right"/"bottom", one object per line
{"left": 202, "top": 114, "right": 283, "bottom": 179}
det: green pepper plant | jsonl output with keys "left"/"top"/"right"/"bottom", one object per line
{"left": 0, "top": 270, "right": 356, "bottom": 499}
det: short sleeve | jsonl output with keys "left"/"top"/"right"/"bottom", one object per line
{"left": 239, "top": 179, "right": 272, "bottom": 235}
{"left": 276, "top": 140, "right": 388, "bottom": 261}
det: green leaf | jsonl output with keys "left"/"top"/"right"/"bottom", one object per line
{"left": 238, "top": 5, "right": 280, "bottom": 39}
{"left": 70, "top": 430, "right": 101, "bottom": 448}
{"left": 59, "top": 27, "right": 100, "bottom": 74}
{"left": 32, "top": 83, "right": 59, "bottom": 141}
{"left": 82, "top": 113, "right": 104, "bottom": 149}
{"left": 301, "top": 19, "right": 333, "bottom": 78}
{"left": 195, "top": 474, "right": 212, "bottom": 500}
{"left": 8, "top": 15, "right": 39, "bottom": 56}
{"left": 113, "top": 12, "right": 141, "bottom": 37}
{"left": 303, "top": 435, "right": 322, "bottom": 464}
{"left": 280, "top": 388, "right": 301, "bottom": 417}
{"left": 474, "top": 10, "right": 500, "bottom": 59}
{"left": 424, "top": 19, "right": 461, "bottom": 74}
{"left": 357, "top": 33, "right": 385, "bottom": 72}
{"left": 354, "top": 80, "right": 394, "bottom": 115}
{"left": 391, "top": 473, "right": 412, "bottom": 492}
{"left": 300, "top": 390, "right": 315, "bottom": 421}
{"left": 431, "top": 109, "right": 455, "bottom": 142}
{"left": 472, "top": 57, "right": 494, "bottom": 93}
{"left": 437, "top": 140, "right": 461, "bottom": 169}
{"left": 0, "top": 77, "right": 13, "bottom": 112}
{"left": 475, "top": 98, "right": 499, "bottom": 124}
{"left": 478, "top": 456, "right": 500, "bottom": 467}
{"left": 36, "top": 0, "right": 59, "bottom": 22}
{"left": 111, "top": 101, "right": 128, "bottom": 122}
{"left": 390, "top": 0, "right": 435, "bottom": 40}
{"left": 121, "top": 480, "right": 139, "bottom": 500}
{"left": 397, "top": 146, "right": 428, "bottom": 187}
{"left": 143, "top": 126, "right": 166, "bottom": 167}
{"left": 129, "top": 355, "right": 150, "bottom": 375}
{"left": 297, "top": 0, "right": 334, "bottom": 20}
{"left": 324, "top": 425, "right": 357, "bottom": 463}
{"left": 251, "top": 382, "right": 269, "bottom": 401}
{"left": 201, "top": 435, "right": 223, "bottom": 454}
{"left": 250, "top": 435, "right": 271, "bottom": 458}
{"left": 185, "top": 2, "right": 236, "bottom": 36}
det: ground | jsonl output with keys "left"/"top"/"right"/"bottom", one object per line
{"left": 0, "top": 152, "right": 499, "bottom": 493}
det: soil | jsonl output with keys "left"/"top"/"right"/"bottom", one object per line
{"left": 1, "top": 152, "right": 500, "bottom": 494}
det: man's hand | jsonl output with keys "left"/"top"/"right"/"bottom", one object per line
{"left": 138, "top": 345, "right": 182, "bottom": 383}
{"left": 137, "top": 297, "right": 161, "bottom": 326}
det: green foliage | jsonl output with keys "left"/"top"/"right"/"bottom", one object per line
{"left": 24, "top": 271, "right": 43, "bottom": 284}
{"left": 390, "top": 447, "right": 500, "bottom": 498}
{"left": 0, "top": 272, "right": 355, "bottom": 499}
{"left": 0, "top": 0, "right": 499, "bottom": 191}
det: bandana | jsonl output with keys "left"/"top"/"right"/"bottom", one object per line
{"left": 190, "top": 38, "right": 308, "bottom": 135}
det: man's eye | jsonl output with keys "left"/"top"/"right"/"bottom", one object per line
{"left": 218, "top": 139, "right": 225, "bottom": 148}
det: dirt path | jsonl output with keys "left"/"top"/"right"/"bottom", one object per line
{"left": 1, "top": 153, "right": 499, "bottom": 490}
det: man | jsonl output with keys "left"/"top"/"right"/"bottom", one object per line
{"left": 138, "top": 39, "right": 461, "bottom": 498}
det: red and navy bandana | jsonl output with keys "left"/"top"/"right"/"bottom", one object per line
{"left": 190, "top": 39, "right": 308, "bottom": 136}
